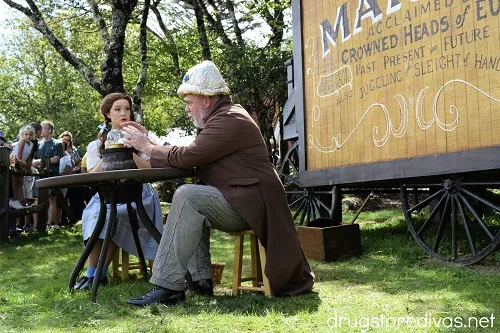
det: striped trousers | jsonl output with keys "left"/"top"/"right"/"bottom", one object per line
{"left": 150, "top": 184, "right": 249, "bottom": 291}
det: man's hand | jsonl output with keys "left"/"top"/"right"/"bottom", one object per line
{"left": 121, "top": 123, "right": 156, "bottom": 156}
{"left": 121, "top": 121, "right": 148, "bottom": 134}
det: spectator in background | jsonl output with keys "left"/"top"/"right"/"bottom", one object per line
{"left": 52, "top": 140, "right": 73, "bottom": 226}
{"left": 59, "top": 141, "right": 73, "bottom": 178}
{"left": 25, "top": 122, "right": 42, "bottom": 231}
{"left": 80, "top": 152, "right": 88, "bottom": 173}
{"left": 1, "top": 129, "right": 17, "bottom": 236}
{"left": 29, "top": 122, "right": 42, "bottom": 141}
{"left": 59, "top": 131, "right": 84, "bottom": 223}
{"left": 0, "top": 130, "right": 12, "bottom": 150}
{"left": 9, "top": 125, "right": 36, "bottom": 210}
{"left": 32, "top": 121, "right": 64, "bottom": 229}
{"left": 59, "top": 131, "right": 82, "bottom": 173}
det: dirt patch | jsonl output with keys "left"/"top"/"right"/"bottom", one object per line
{"left": 343, "top": 192, "right": 401, "bottom": 212}
{"left": 466, "top": 259, "right": 500, "bottom": 275}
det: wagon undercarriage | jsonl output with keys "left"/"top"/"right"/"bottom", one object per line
{"left": 279, "top": 141, "right": 500, "bottom": 264}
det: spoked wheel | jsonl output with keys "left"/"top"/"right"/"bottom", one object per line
{"left": 401, "top": 176, "right": 500, "bottom": 264}
{"left": 279, "top": 141, "right": 332, "bottom": 226}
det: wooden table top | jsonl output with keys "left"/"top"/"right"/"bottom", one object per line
{"left": 36, "top": 168, "right": 195, "bottom": 189}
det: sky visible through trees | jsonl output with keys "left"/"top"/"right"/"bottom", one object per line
{"left": 0, "top": 3, "right": 13, "bottom": 40}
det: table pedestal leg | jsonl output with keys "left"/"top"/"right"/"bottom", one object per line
{"left": 92, "top": 190, "right": 117, "bottom": 303}
{"left": 69, "top": 192, "right": 107, "bottom": 291}
{"left": 127, "top": 202, "right": 149, "bottom": 281}
{"left": 135, "top": 190, "right": 161, "bottom": 243}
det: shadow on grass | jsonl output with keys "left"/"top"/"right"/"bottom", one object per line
{"left": 1, "top": 225, "right": 82, "bottom": 249}
{"left": 0, "top": 225, "right": 321, "bottom": 333}
{"left": 160, "top": 290, "right": 322, "bottom": 316}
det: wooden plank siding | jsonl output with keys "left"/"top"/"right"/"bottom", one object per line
{"left": 292, "top": 0, "right": 500, "bottom": 185}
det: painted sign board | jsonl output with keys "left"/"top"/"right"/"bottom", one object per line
{"left": 301, "top": 0, "right": 500, "bottom": 171}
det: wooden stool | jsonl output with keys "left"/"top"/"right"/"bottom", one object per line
{"left": 230, "top": 229, "right": 271, "bottom": 296}
{"left": 112, "top": 248, "right": 153, "bottom": 280}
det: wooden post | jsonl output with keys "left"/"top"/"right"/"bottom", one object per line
{"left": 36, "top": 158, "right": 50, "bottom": 232}
{"left": 330, "top": 186, "right": 343, "bottom": 223}
{"left": 54, "top": 188, "right": 76, "bottom": 223}
{"left": 0, "top": 147, "right": 10, "bottom": 243}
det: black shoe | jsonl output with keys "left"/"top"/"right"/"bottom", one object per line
{"left": 127, "top": 286, "right": 185, "bottom": 306}
{"left": 74, "top": 276, "right": 108, "bottom": 290}
{"left": 74, "top": 276, "right": 91, "bottom": 290}
{"left": 189, "top": 279, "right": 213, "bottom": 296}
{"left": 9, "top": 227, "right": 23, "bottom": 237}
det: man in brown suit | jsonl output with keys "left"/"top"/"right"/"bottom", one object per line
{"left": 122, "top": 60, "right": 314, "bottom": 306}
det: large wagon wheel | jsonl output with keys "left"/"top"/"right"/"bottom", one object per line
{"left": 401, "top": 175, "right": 500, "bottom": 264}
{"left": 279, "top": 141, "right": 332, "bottom": 226}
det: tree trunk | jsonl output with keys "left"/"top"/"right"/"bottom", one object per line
{"left": 132, "top": 0, "right": 151, "bottom": 123}
{"left": 194, "top": 1, "right": 211, "bottom": 60}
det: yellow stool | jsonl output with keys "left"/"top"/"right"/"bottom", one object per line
{"left": 230, "top": 229, "right": 271, "bottom": 296}
{"left": 112, "top": 248, "right": 153, "bottom": 280}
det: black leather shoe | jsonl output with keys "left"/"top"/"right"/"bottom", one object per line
{"left": 127, "top": 286, "right": 185, "bottom": 306}
{"left": 74, "top": 276, "right": 90, "bottom": 290}
{"left": 74, "top": 276, "right": 108, "bottom": 291}
{"left": 189, "top": 279, "right": 213, "bottom": 296}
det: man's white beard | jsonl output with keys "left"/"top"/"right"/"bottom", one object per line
{"left": 192, "top": 105, "right": 207, "bottom": 128}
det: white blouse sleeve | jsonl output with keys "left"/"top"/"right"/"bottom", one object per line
{"left": 86, "top": 140, "right": 101, "bottom": 170}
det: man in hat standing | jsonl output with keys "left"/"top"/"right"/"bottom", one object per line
{"left": 122, "top": 60, "right": 314, "bottom": 306}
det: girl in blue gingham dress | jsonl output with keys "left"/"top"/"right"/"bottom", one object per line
{"left": 74, "top": 93, "right": 163, "bottom": 291}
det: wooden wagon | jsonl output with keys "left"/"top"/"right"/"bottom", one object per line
{"left": 281, "top": 0, "right": 500, "bottom": 264}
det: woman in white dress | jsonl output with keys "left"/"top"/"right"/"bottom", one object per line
{"left": 74, "top": 93, "right": 163, "bottom": 290}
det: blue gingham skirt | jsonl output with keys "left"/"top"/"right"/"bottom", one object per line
{"left": 81, "top": 183, "right": 163, "bottom": 260}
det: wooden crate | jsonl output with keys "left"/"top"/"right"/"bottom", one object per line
{"left": 298, "top": 224, "right": 362, "bottom": 262}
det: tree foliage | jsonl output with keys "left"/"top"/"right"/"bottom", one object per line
{"left": 1, "top": 0, "right": 292, "bottom": 158}
{"left": 0, "top": 25, "right": 101, "bottom": 147}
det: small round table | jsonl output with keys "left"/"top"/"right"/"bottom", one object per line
{"left": 36, "top": 168, "right": 195, "bottom": 302}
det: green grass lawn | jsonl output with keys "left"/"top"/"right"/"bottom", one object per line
{"left": 1, "top": 208, "right": 499, "bottom": 332}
